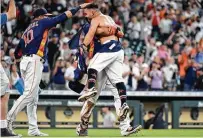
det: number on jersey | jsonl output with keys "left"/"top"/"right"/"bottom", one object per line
{"left": 23, "top": 29, "right": 34, "bottom": 46}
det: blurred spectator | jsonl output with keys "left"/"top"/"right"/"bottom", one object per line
{"left": 42, "top": 60, "right": 50, "bottom": 85}
{"left": 44, "top": 0, "right": 65, "bottom": 15}
{"left": 162, "top": 58, "right": 178, "bottom": 91}
{"left": 52, "top": 57, "right": 66, "bottom": 90}
{"left": 10, "top": 64, "right": 20, "bottom": 87}
{"left": 195, "top": 68, "right": 203, "bottom": 91}
{"left": 127, "top": 16, "right": 141, "bottom": 45}
{"left": 64, "top": 59, "right": 77, "bottom": 90}
{"left": 122, "top": 39, "right": 133, "bottom": 59}
{"left": 184, "top": 59, "right": 198, "bottom": 91}
{"left": 144, "top": 108, "right": 166, "bottom": 129}
{"left": 47, "top": 34, "right": 60, "bottom": 70}
{"left": 137, "top": 63, "right": 150, "bottom": 91}
{"left": 150, "top": 62, "right": 163, "bottom": 91}
{"left": 159, "top": 13, "right": 172, "bottom": 42}
{"left": 101, "top": 107, "right": 116, "bottom": 128}
{"left": 178, "top": 47, "right": 192, "bottom": 90}
{"left": 122, "top": 56, "right": 131, "bottom": 90}
{"left": 150, "top": 7, "right": 160, "bottom": 38}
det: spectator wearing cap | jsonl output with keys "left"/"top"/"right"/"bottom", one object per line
{"left": 47, "top": 33, "right": 60, "bottom": 70}
{"left": 52, "top": 57, "right": 66, "bottom": 90}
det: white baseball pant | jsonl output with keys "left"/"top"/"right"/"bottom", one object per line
{"left": 0, "top": 63, "right": 10, "bottom": 96}
{"left": 80, "top": 70, "right": 130, "bottom": 133}
{"left": 88, "top": 49, "right": 124, "bottom": 84}
{"left": 27, "top": 91, "right": 39, "bottom": 134}
{"left": 7, "top": 55, "right": 43, "bottom": 124}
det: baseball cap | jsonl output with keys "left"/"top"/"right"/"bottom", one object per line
{"left": 33, "top": 8, "right": 53, "bottom": 19}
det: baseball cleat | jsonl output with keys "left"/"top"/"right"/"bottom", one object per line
{"left": 1, "top": 128, "right": 21, "bottom": 137}
{"left": 78, "top": 87, "right": 97, "bottom": 102}
{"left": 76, "top": 124, "right": 88, "bottom": 136}
{"left": 28, "top": 131, "right": 49, "bottom": 136}
{"left": 121, "top": 125, "right": 142, "bottom": 136}
{"left": 118, "top": 103, "right": 129, "bottom": 121}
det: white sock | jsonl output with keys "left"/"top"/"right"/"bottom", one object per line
{"left": 0, "top": 120, "right": 7, "bottom": 128}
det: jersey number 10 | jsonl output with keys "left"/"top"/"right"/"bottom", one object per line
{"left": 23, "top": 30, "right": 34, "bottom": 46}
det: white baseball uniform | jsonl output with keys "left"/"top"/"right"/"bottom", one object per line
{"left": 7, "top": 55, "right": 43, "bottom": 123}
{"left": 88, "top": 40, "right": 124, "bottom": 85}
{"left": 80, "top": 70, "right": 131, "bottom": 134}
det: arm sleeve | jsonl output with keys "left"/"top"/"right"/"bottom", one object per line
{"left": 40, "top": 13, "right": 68, "bottom": 29}
{"left": 14, "top": 39, "right": 25, "bottom": 59}
{"left": 1, "top": 13, "right": 8, "bottom": 25}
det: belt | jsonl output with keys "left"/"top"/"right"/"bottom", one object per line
{"left": 24, "top": 54, "right": 45, "bottom": 63}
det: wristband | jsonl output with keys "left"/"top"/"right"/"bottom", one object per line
{"left": 81, "top": 43, "right": 87, "bottom": 51}
{"left": 70, "top": 6, "right": 81, "bottom": 15}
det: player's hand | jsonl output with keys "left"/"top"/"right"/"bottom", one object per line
{"left": 79, "top": 44, "right": 87, "bottom": 55}
{"left": 80, "top": 3, "right": 92, "bottom": 9}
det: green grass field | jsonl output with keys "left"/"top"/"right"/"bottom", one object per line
{"left": 15, "top": 129, "right": 203, "bottom": 138}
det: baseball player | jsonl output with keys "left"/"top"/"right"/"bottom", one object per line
{"left": 14, "top": 29, "right": 49, "bottom": 136}
{"left": 78, "top": 3, "right": 129, "bottom": 121}
{"left": 7, "top": 4, "right": 90, "bottom": 135}
{"left": 0, "top": 0, "right": 18, "bottom": 137}
{"left": 68, "top": 23, "right": 141, "bottom": 136}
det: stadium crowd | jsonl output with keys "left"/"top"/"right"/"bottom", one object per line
{"left": 1, "top": 0, "right": 203, "bottom": 92}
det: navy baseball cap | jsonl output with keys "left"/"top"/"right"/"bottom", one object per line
{"left": 33, "top": 8, "right": 53, "bottom": 19}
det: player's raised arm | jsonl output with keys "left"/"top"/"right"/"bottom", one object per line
{"left": 82, "top": 18, "right": 99, "bottom": 48}
{"left": 40, "top": 3, "right": 91, "bottom": 29}
{"left": 0, "top": 0, "right": 16, "bottom": 25}
{"left": 7, "top": 0, "right": 16, "bottom": 20}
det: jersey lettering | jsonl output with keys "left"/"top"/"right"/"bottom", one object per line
{"left": 109, "top": 43, "right": 116, "bottom": 50}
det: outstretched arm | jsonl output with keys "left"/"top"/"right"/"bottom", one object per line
{"left": 0, "top": 0, "right": 16, "bottom": 25}
{"left": 42, "top": 3, "right": 91, "bottom": 29}
{"left": 7, "top": 0, "right": 16, "bottom": 20}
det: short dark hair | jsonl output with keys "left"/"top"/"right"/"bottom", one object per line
{"left": 148, "top": 110, "right": 155, "bottom": 115}
{"left": 84, "top": 3, "right": 99, "bottom": 9}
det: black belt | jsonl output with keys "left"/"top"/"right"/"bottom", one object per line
{"left": 24, "top": 54, "right": 45, "bottom": 63}
{"left": 24, "top": 54, "right": 33, "bottom": 57}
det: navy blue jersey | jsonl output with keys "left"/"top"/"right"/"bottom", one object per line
{"left": 0, "top": 13, "right": 7, "bottom": 25}
{"left": 21, "top": 13, "right": 67, "bottom": 58}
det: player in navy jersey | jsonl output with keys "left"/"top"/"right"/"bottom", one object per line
{"left": 0, "top": 0, "right": 17, "bottom": 137}
{"left": 7, "top": 3, "right": 91, "bottom": 136}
